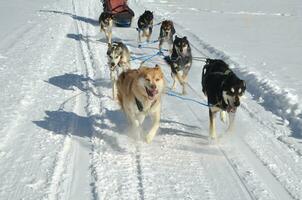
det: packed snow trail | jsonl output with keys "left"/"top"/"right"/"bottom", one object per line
{"left": 0, "top": 0, "right": 301, "bottom": 199}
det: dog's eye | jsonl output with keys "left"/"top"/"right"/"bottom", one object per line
{"left": 115, "top": 56, "right": 119, "bottom": 59}
{"left": 146, "top": 78, "right": 151, "bottom": 82}
{"left": 155, "top": 78, "right": 160, "bottom": 82}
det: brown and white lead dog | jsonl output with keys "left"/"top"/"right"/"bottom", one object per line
{"left": 117, "top": 65, "right": 165, "bottom": 143}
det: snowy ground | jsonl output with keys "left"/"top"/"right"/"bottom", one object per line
{"left": 0, "top": 0, "right": 301, "bottom": 199}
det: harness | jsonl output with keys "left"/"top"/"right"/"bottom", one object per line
{"left": 135, "top": 97, "right": 144, "bottom": 112}
{"left": 135, "top": 96, "right": 157, "bottom": 112}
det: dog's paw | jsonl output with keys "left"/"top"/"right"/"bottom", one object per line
{"left": 208, "top": 137, "right": 218, "bottom": 145}
{"left": 145, "top": 134, "right": 154, "bottom": 144}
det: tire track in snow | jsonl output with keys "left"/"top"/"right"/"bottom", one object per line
{"left": 54, "top": 0, "right": 102, "bottom": 199}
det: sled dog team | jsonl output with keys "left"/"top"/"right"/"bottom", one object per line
{"left": 99, "top": 10, "right": 246, "bottom": 143}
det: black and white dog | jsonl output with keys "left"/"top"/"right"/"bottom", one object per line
{"left": 99, "top": 12, "right": 113, "bottom": 44}
{"left": 107, "top": 42, "right": 131, "bottom": 100}
{"left": 202, "top": 59, "right": 246, "bottom": 139}
{"left": 158, "top": 20, "right": 176, "bottom": 52}
{"left": 165, "top": 35, "right": 192, "bottom": 95}
{"left": 137, "top": 10, "right": 154, "bottom": 43}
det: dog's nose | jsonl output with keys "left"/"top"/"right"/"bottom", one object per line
{"left": 111, "top": 63, "right": 115, "bottom": 67}
{"left": 234, "top": 96, "right": 240, "bottom": 107}
{"left": 150, "top": 84, "right": 156, "bottom": 90}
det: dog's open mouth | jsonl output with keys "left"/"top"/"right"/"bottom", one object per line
{"left": 145, "top": 87, "right": 158, "bottom": 100}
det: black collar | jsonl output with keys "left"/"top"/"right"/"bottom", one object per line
{"left": 135, "top": 96, "right": 157, "bottom": 112}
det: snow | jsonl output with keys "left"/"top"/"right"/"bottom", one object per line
{"left": 0, "top": 0, "right": 302, "bottom": 199}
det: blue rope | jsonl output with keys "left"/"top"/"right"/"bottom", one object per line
{"left": 141, "top": 51, "right": 162, "bottom": 63}
{"left": 130, "top": 53, "right": 156, "bottom": 61}
{"left": 138, "top": 39, "right": 159, "bottom": 48}
{"left": 130, "top": 51, "right": 162, "bottom": 62}
{"left": 166, "top": 90, "right": 210, "bottom": 107}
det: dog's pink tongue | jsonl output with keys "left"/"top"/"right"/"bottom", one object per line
{"left": 150, "top": 89, "right": 158, "bottom": 96}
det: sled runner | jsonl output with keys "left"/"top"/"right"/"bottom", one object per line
{"left": 103, "top": 0, "right": 135, "bottom": 27}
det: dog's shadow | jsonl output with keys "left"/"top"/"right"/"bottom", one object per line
{"left": 45, "top": 73, "right": 111, "bottom": 93}
{"left": 46, "top": 73, "right": 92, "bottom": 91}
{"left": 33, "top": 110, "right": 93, "bottom": 138}
{"left": 33, "top": 107, "right": 128, "bottom": 152}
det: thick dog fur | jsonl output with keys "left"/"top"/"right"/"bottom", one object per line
{"left": 117, "top": 65, "right": 165, "bottom": 143}
{"left": 99, "top": 12, "right": 113, "bottom": 44}
{"left": 137, "top": 10, "right": 154, "bottom": 43}
{"left": 107, "top": 42, "right": 131, "bottom": 99}
{"left": 201, "top": 59, "right": 246, "bottom": 139}
{"left": 165, "top": 35, "right": 192, "bottom": 95}
{"left": 158, "top": 20, "right": 176, "bottom": 52}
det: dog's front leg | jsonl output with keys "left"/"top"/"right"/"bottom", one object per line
{"left": 137, "top": 113, "right": 145, "bottom": 125}
{"left": 159, "top": 39, "right": 163, "bottom": 52}
{"left": 126, "top": 112, "right": 141, "bottom": 140}
{"left": 110, "top": 70, "right": 117, "bottom": 100}
{"left": 138, "top": 30, "right": 142, "bottom": 43}
{"left": 176, "top": 72, "right": 186, "bottom": 95}
{"left": 107, "top": 29, "right": 112, "bottom": 44}
{"left": 171, "top": 72, "right": 177, "bottom": 90}
{"left": 147, "top": 27, "right": 153, "bottom": 42}
{"left": 146, "top": 109, "right": 160, "bottom": 144}
{"left": 209, "top": 109, "right": 217, "bottom": 139}
{"left": 226, "top": 112, "right": 236, "bottom": 133}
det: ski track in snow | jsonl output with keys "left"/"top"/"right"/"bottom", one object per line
{"left": 0, "top": 0, "right": 302, "bottom": 199}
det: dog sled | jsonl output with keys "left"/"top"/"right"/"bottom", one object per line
{"left": 103, "top": 0, "right": 135, "bottom": 27}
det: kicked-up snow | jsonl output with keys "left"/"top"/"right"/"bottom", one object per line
{"left": 0, "top": 0, "right": 301, "bottom": 199}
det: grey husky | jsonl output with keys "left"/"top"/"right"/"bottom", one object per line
{"left": 107, "top": 42, "right": 131, "bottom": 99}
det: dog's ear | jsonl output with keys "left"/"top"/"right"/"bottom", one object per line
{"left": 183, "top": 36, "right": 187, "bottom": 40}
{"left": 175, "top": 35, "right": 179, "bottom": 39}
{"left": 171, "top": 24, "right": 176, "bottom": 35}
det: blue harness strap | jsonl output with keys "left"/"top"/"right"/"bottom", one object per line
{"left": 166, "top": 90, "right": 210, "bottom": 107}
